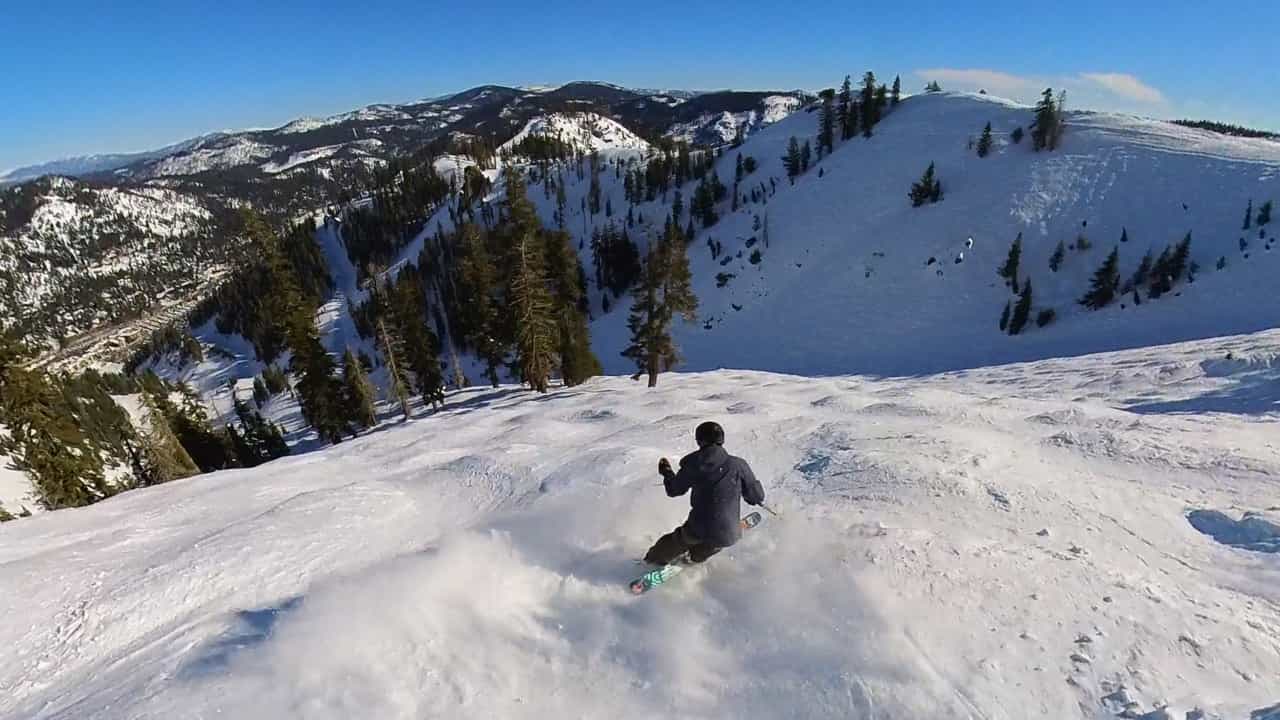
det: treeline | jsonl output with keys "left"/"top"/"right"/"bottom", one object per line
{"left": 1171, "top": 120, "right": 1278, "bottom": 140}
{"left": 184, "top": 217, "right": 333, "bottom": 365}
{"left": 993, "top": 220, "right": 1219, "bottom": 336}
{"left": 624, "top": 140, "right": 716, "bottom": 203}
{"left": 432, "top": 170, "right": 601, "bottom": 391}
{"left": 0, "top": 326, "right": 290, "bottom": 517}
{"left": 785, "top": 71, "right": 901, "bottom": 182}
{"left": 340, "top": 157, "right": 454, "bottom": 282}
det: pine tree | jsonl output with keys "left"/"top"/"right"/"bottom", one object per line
{"left": 1131, "top": 250, "right": 1153, "bottom": 288}
{"left": 243, "top": 210, "right": 347, "bottom": 445}
{"left": 976, "top": 122, "right": 993, "bottom": 157}
{"left": 621, "top": 222, "right": 699, "bottom": 387}
{"left": 341, "top": 347, "right": 377, "bottom": 430}
{"left": 262, "top": 365, "right": 289, "bottom": 395}
{"left": 1032, "top": 88, "right": 1058, "bottom": 152}
{"left": 1148, "top": 245, "right": 1175, "bottom": 298}
{"left": 1048, "top": 239, "right": 1065, "bottom": 272}
{"left": 225, "top": 422, "right": 254, "bottom": 468}
{"left": 1259, "top": 200, "right": 1273, "bottom": 226}
{"left": 456, "top": 224, "right": 506, "bottom": 388}
{"left": 252, "top": 377, "right": 270, "bottom": 407}
{"left": 543, "top": 230, "right": 602, "bottom": 386}
{"left": 891, "top": 75, "right": 901, "bottom": 105}
{"left": 925, "top": 80, "right": 942, "bottom": 92}
{"left": 134, "top": 393, "right": 200, "bottom": 486}
{"left": 140, "top": 375, "right": 238, "bottom": 472}
{"left": 1010, "top": 127, "right": 1024, "bottom": 144}
{"left": 392, "top": 273, "right": 445, "bottom": 409}
{"left": 555, "top": 176, "right": 567, "bottom": 228}
{"left": 1008, "top": 280, "right": 1033, "bottom": 335}
{"left": 860, "top": 71, "right": 878, "bottom": 137}
{"left": 1120, "top": 227, "right": 1129, "bottom": 243}
{"left": 378, "top": 317, "right": 412, "bottom": 419}
{"left": 1051, "top": 90, "right": 1067, "bottom": 149}
{"left": 1243, "top": 199, "right": 1253, "bottom": 230}
{"left": 818, "top": 88, "right": 836, "bottom": 156}
{"left": 1080, "top": 247, "right": 1121, "bottom": 309}
{"left": 837, "top": 76, "right": 854, "bottom": 140}
{"left": 909, "top": 162, "right": 941, "bottom": 207}
{"left": 801, "top": 141, "right": 811, "bottom": 172}
{"left": 998, "top": 232, "right": 1023, "bottom": 288}
{"left": 587, "top": 154, "right": 602, "bottom": 215}
{"left": 784, "top": 137, "right": 802, "bottom": 179}
{"left": 999, "top": 301, "right": 1011, "bottom": 331}
{"left": 1167, "top": 232, "right": 1192, "bottom": 282}
{"left": 504, "top": 174, "right": 557, "bottom": 393}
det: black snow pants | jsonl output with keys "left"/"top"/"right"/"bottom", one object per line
{"left": 643, "top": 524, "right": 723, "bottom": 565}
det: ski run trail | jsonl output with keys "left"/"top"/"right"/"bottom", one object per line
{"left": 3, "top": 331, "right": 1280, "bottom": 720}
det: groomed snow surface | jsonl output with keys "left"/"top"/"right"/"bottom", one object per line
{"left": 3, "top": 331, "right": 1279, "bottom": 719}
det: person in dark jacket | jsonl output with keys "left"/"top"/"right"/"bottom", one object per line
{"left": 643, "top": 421, "right": 766, "bottom": 565}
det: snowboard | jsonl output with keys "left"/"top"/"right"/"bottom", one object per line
{"left": 628, "top": 512, "right": 763, "bottom": 595}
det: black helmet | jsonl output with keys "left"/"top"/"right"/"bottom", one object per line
{"left": 695, "top": 421, "right": 725, "bottom": 447}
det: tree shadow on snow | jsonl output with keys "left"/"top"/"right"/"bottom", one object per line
{"left": 1124, "top": 376, "right": 1280, "bottom": 416}
{"left": 1187, "top": 510, "right": 1280, "bottom": 554}
{"left": 175, "top": 596, "right": 304, "bottom": 679}
{"left": 433, "top": 385, "right": 594, "bottom": 420}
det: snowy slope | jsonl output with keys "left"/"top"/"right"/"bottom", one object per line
{"left": 395, "top": 92, "right": 1280, "bottom": 383}
{"left": 1, "top": 330, "right": 1278, "bottom": 719}
{"left": 631, "top": 92, "right": 1280, "bottom": 377}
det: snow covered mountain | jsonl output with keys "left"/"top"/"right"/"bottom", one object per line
{"left": 0, "top": 135, "right": 214, "bottom": 186}
{"left": 0, "top": 176, "right": 227, "bottom": 348}
{"left": 75, "top": 89, "right": 1275, "bottom": 440}
{"left": 1, "top": 82, "right": 804, "bottom": 358}
{"left": 396, "top": 90, "right": 1278, "bottom": 378}
{"left": 500, "top": 112, "right": 651, "bottom": 156}
{"left": 3, "top": 81, "right": 1279, "bottom": 720}
{"left": 7, "top": 83, "right": 802, "bottom": 189}
{"left": 2, "top": 330, "right": 1278, "bottom": 719}
{"left": 668, "top": 94, "right": 802, "bottom": 144}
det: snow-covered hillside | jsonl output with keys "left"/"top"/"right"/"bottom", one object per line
{"left": 501, "top": 112, "right": 651, "bottom": 156}
{"left": 411, "top": 91, "right": 1279, "bottom": 379}
{"left": 667, "top": 94, "right": 801, "bottom": 144}
{"left": 2, "top": 330, "right": 1278, "bottom": 719}
{"left": 0, "top": 177, "right": 221, "bottom": 348}
{"left": 147, "top": 136, "right": 277, "bottom": 178}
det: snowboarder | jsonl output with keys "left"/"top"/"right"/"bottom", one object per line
{"left": 643, "top": 421, "right": 766, "bottom": 565}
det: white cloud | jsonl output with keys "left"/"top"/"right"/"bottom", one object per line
{"left": 913, "top": 68, "right": 1036, "bottom": 96}
{"left": 1078, "top": 73, "right": 1166, "bottom": 104}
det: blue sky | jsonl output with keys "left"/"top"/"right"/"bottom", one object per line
{"left": 2, "top": 0, "right": 1276, "bottom": 173}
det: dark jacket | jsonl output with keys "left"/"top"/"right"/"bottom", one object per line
{"left": 662, "top": 445, "right": 765, "bottom": 547}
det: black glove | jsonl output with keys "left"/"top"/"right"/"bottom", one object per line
{"left": 658, "top": 457, "right": 672, "bottom": 477}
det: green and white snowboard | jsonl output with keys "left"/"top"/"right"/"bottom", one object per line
{"left": 629, "top": 512, "right": 763, "bottom": 595}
